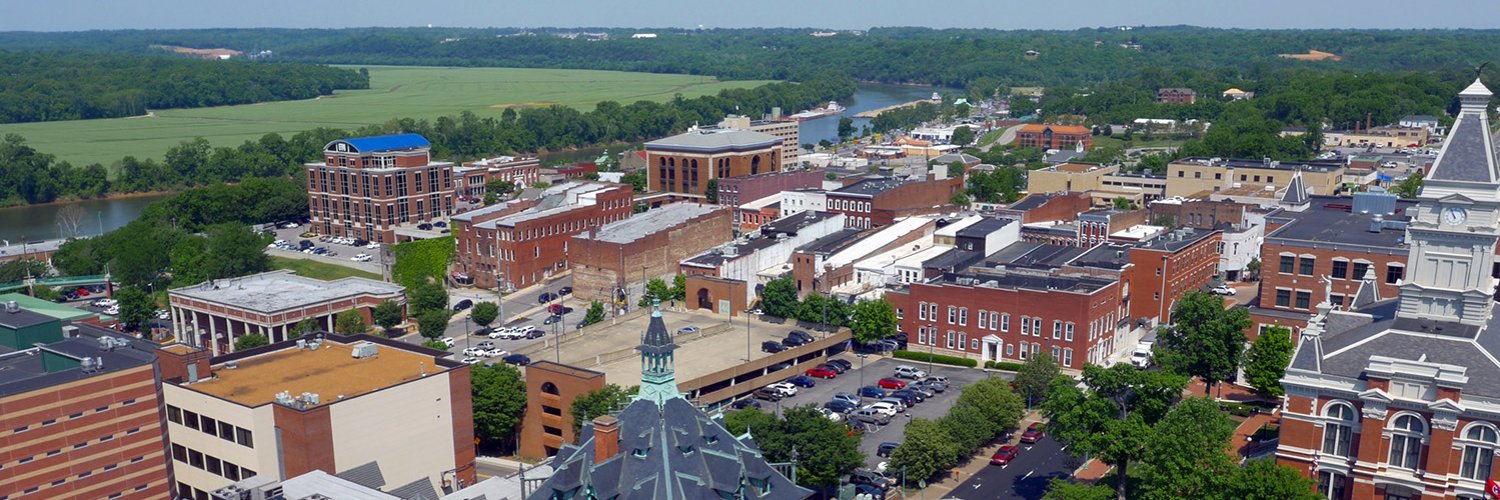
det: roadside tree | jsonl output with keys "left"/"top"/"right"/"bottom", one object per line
{"left": 1043, "top": 364, "right": 1187, "bottom": 500}
{"left": 1154, "top": 291, "right": 1248, "bottom": 395}
{"left": 1014, "top": 350, "right": 1061, "bottom": 408}
{"left": 849, "top": 298, "right": 897, "bottom": 345}
{"left": 471, "top": 362, "right": 527, "bottom": 448}
{"left": 1244, "top": 325, "right": 1294, "bottom": 397}
{"left": 471, "top": 301, "right": 499, "bottom": 327}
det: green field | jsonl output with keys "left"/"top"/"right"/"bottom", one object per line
{"left": 0, "top": 66, "right": 772, "bottom": 166}
{"left": 270, "top": 256, "right": 382, "bottom": 282}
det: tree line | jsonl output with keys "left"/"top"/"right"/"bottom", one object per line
{"left": 0, "top": 50, "right": 368, "bottom": 123}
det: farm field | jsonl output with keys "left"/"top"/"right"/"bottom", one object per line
{"left": 0, "top": 66, "right": 772, "bottom": 167}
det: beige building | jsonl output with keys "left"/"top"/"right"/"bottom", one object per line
{"left": 1324, "top": 126, "right": 1431, "bottom": 148}
{"left": 168, "top": 270, "right": 406, "bottom": 356}
{"left": 719, "top": 115, "right": 801, "bottom": 167}
{"left": 159, "top": 334, "right": 475, "bottom": 498}
{"left": 1165, "top": 157, "right": 1343, "bottom": 198}
{"left": 1026, "top": 162, "right": 1168, "bottom": 205}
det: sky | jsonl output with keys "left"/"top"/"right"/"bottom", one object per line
{"left": 8, "top": 0, "right": 1500, "bottom": 31}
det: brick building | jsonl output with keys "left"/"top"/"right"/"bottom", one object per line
{"left": 1148, "top": 198, "right": 1255, "bottom": 229}
{"left": 454, "top": 156, "right": 541, "bottom": 198}
{"left": 571, "top": 203, "right": 733, "bottom": 306}
{"left": 1155, "top": 88, "right": 1198, "bottom": 104}
{"left": 826, "top": 175, "right": 963, "bottom": 229}
{"left": 1076, "top": 208, "right": 1149, "bottom": 247}
{"left": 790, "top": 217, "right": 937, "bottom": 298}
{"left": 645, "top": 128, "right": 783, "bottom": 198}
{"left": 452, "top": 182, "right": 634, "bottom": 290}
{"left": 1127, "top": 227, "right": 1223, "bottom": 324}
{"left": 1015, "top": 124, "right": 1093, "bottom": 151}
{"left": 736, "top": 195, "right": 782, "bottom": 231}
{"left": 160, "top": 334, "right": 475, "bottom": 498}
{"left": 718, "top": 115, "right": 802, "bottom": 167}
{"left": 0, "top": 319, "right": 173, "bottom": 500}
{"left": 995, "top": 192, "right": 1093, "bottom": 224}
{"left": 1027, "top": 163, "right": 1169, "bottom": 205}
{"left": 680, "top": 212, "right": 846, "bottom": 307}
{"left": 306, "top": 133, "right": 456, "bottom": 244}
{"left": 167, "top": 270, "right": 406, "bottom": 356}
{"left": 716, "top": 169, "right": 824, "bottom": 209}
{"left": 519, "top": 362, "right": 605, "bottom": 459}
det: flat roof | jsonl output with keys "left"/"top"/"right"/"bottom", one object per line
{"left": 185, "top": 336, "right": 449, "bottom": 407}
{"left": 451, "top": 200, "right": 523, "bottom": 223}
{"left": 1008, "top": 193, "right": 1056, "bottom": 211}
{"left": 1173, "top": 157, "right": 1344, "bottom": 173}
{"left": 1267, "top": 195, "right": 1418, "bottom": 248}
{"left": 577, "top": 203, "right": 726, "bottom": 244}
{"left": 796, "top": 228, "right": 868, "bottom": 256}
{"left": 831, "top": 176, "right": 905, "bottom": 197}
{"left": 170, "top": 270, "right": 403, "bottom": 314}
{"left": 488, "top": 183, "right": 615, "bottom": 228}
{"left": 956, "top": 217, "right": 1013, "bottom": 238}
{"left": 0, "top": 293, "right": 95, "bottom": 321}
{"left": 935, "top": 269, "right": 1115, "bottom": 294}
{"left": 934, "top": 216, "right": 984, "bottom": 238}
{"left": 0, "top": 306, "right": 59, "bottom": 330}
{"left": 0, "top": 324, "right": 156, "bottom": 398}
{"left": 1134, "top": 227, "right": 1219, "bottom": 252}
{"left": 825, "top": 217, "right": 932, "bottom": 269}
{"left": 645, "top": 128, "right": 782, "bottom": 152}
{"left": 892, "top": 245, "right": 956, "bottom": 269}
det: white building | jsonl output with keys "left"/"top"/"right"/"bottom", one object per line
{"left": 780, "top": 189, "right": 827, "bottom": 217}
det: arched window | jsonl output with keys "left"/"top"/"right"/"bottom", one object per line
{"left": 1461, "top": 424, "right": 1499, "bottom": 480}
{"left": 1387, "top": 413, "right": 1426, "bottom": 469}
{"left": 541, "top": 382, "right": 560, "bottom": 396}
{"left": 1321, "top": 402, "right": 1356, "bottom": 457}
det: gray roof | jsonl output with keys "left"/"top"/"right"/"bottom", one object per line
{"left": 1427, "top": 82, "right": 1497, "bottom": 183}
{"left": 336, "top": 461, "right": 387, "bottom": 490}
{"left": 1280, "top": 170, "right": 1308, "bottom": 206}
{"left": 0, "top": 324, "right": 157, "bottom": 398}
{"left": 1008, "top": 193, "right": 1056, "bottom": 211}
{"left": 1265, "top": 195, "right": 1417, "bottom": 249}
{"left": 1296, "top": 302, "right": 1500, "bottom": 398}
{"left": 1133, "top": 227, "right": 1219, "bottom": 252}
{"left": 387, "top": 477, "right": 440, "bottom": 500}
{"left": 796, "top": 228, "right": 867, "bottom": 255}
{"left": 578, "top": 203, "right": 726, "bottom": 244}
{"left": 761, "top": 211, "right": 838, "bottom": 236}
{"left": 533, "top": 397, "right": 810, "bottom": 500}
{"left": 955, "top": 217, "right": 1013, "bottom": 238}
{"left": 831, "top": 176, "right": 904, "bottom": 197}
{"left": 645, "top": 128, "right": 782, "bottom": 153}
{"left": 933, "top": 153, "right": 980, "bottom": 165}
{"left": 170, "top": 270, "right": 404, "bottom": 314}
{"left": 936, "top": 270, "right": 1116, "bottom": 294}
{"left": 451, "top": 200, "right": 521, "bottom": 223}
{"left": 638, "top": 304, "right": 676, "bottom": 355}
{"left": 0, "top": 307, "right": 57, "bottom": 331}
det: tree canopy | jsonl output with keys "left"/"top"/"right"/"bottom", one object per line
{"left": 471, "top": 362, "right": 527, "bottom": 447}
{"left": 1044, "top": 363, "right": 1188, "bottom": 500}
{"left": 722, "top": 406, "right": 863, "bottom": 489}
{"left": 233, "top": 333, "right": 269, "bottom": 352}
{"left": 1244, "top": 325, "right": 1294, "bottom": 398}
{"left": 1155, "top": 291, "right": 1249, "bottom": 394}
{"left": 849, "top": 298, "right": 897, "bottom": 345}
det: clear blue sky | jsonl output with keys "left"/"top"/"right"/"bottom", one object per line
{"left": 8, "top": 0, "right": 1499, "bottom": 31}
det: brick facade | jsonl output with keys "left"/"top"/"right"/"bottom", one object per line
{"left": 1015, "top": 124, "right": 1093, "bottom": 151}
{"left": 456, "top": 157, "right": 541, "bottom": 197}
{"left": 453, "top": 183, "right": 634, "bottom": 290}
{"left": 716, "top": 169, "right": 824, "bottom": 208}
{"left": 1127, "top": 229, "right": 1223, "bottom": 323}
{"left": 646, "top": 130, "right": 783, "bottom": 198}
{"left": 683, "top": 275, "right": 748, "bottom": 316}
{"left": 827, "top": 177, "right": 963, "bottom": 229}
{"left": 306, "top": 135, "right": 456, "bottom": 244}
{"left": 571, "top": 205, "right": 733, "bottom": 305}
{"left": 519, "top": 362, "right": 605, "bottom": 460}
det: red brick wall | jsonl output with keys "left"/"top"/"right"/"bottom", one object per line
{"left": 647, "top": 147, "right": 781, "bottom": 196}
{"left": 571, "top": 206, "right": 732, "bottom": 303}
{"left": 716, "top": 170, "right": 823, "bottom": 207}
{"left": 447, "top": 366, "right": 477, "bottom": 487}
{"left": 684, "top": 275, "right": 747, "bottom": 316}
{"left": 454, "top": 185, "right": 634, "bottom": 289}
{"left": 1256, "top": 242, "right": 1406, "bottom": 317}
{"left": 307, "top": 161, "right": 457, "bottom": 244}
{"left": 828, "top": 177, "right": 963, "bottom": 229}
{"left": 271, "top": 403, "right": 336, "bottom": 477}
{"left": 1128, "top": 232, "right": 1223, "bottom": 323}
{"left": 519, "top": 363, "right": 605, "bottom": 459}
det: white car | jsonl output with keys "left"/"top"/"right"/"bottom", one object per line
{"left": 818, "top": 408, "right": 843, "bottom": 422}
{"left": 863, "top": 402, "right": 899, "bottom": 417}
{"left": 461, "top": 357, "right": 483, "bottom": 365}
{"left": 155, "top": 309, "right": 170, "bottom": 320}
{"left": 488, "top": 327, "right": 512, "bottom": 339}
{"left": 484, "top": 348, "right": 509, "bottom": 358}
{"left": 365, "top": 242, "right": 381, "bottom": 249}
{"left": 351, "top": 253, "right": 372, "bottom": 262}
{"left": 93, "top": 298, "right": 118, "bottom": 308}
{"left": 766, "top": 382, "right": 798, "bottom": 397}
{"left": 1210, "top": 285, "right": 1235, "bottom": 296}
{"left": 894, "top": 365, "right": 927, "bottom": 380}
{"left": 463, "top": 347, "right": 488, "bottom": 357}
{"left": 103, "top": 306, "right": 120, "bottom": 316}
{"left": 440, "top": 337, "right": 456, "bottom": 348}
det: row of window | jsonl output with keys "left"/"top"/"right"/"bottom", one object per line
{"left": 831, "top": 199, "right": 871, "bottom": 213}
{"left": 309, "top": 166, "right": 452, "bottom": 197}
{"left": 912, "top": 327, "right": 1076, "bottom": 367}
{"left": 166, "top": 405, "right": 254, "bottom": 448}
{"left": 0, "top": 428, "right": 146, "bottom": 470}
{"left": 171, "top": 444, "right": 256, "bottom": 483}
{"left": 9, "top": 397, "right": 139, "bottom": 436}
{"left": 1317, "top": 401, "right": 1497, "bottom": 482}
{"left": 1278, "top": 254, "right": 1404, "bottom": 284}
{"left": 916, "top": 302, "right": 1098, "bottom": 344}
{"left": 0, "top": 466, "right": 152, "bottom": 500}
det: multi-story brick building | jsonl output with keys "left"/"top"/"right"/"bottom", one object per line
{"left": 453, "top": 182, "right": 634, "bottom": 290}
{"left": 160, "top": 333, "right": 475, "bottom": 498}
{"left": 716, "top": 169, "right": 824, "bottom": 209}
{"left": 518, "top": 362, "right": 605, "bottom": 459}
{"left": 454, "top": 156, "right": 541, "bottom": 197}
{"left": 1015, "top": 124, "right": 1092, "bottom": 151}
{"left": 1155, "top": 88, "right": 1198, "bottom": 104}
{"left": 645, "top": 128, "right": 783, "bottom": 198}
{"left": 1127, "top": 227, "right": 1223, "bottom": 324}
{"left": 571, "top": 203, "right": 733, "bottom": 306}
{"left": 826, "top": 175, "right": 963, "bottom": 229}
{"left": 167, "top": 270, "right": 406, "bottom": 356}
{"left": 1276, "top": 78, "right": 1500, "bottom": 500}
{"left": 1077, "top": 208, "right": 1149, "bottom": 247}
{"left": 306, "top": 133, "right": 456, "bottom": 244}
{"left": 1166, "top": 156, "right": 1344, "bottom": 198}
{"left": 719, "top": 115, "right": 802, "bottom": 167}
{"left": 0, "top": 318, "right": 172, "bottom": 500}
{"left": 995, "top": 192, "right": 1092, "bottom": 224}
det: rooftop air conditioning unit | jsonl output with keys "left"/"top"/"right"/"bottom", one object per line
{"left": 351, "top": 342, "right": 379, "bottom": 359}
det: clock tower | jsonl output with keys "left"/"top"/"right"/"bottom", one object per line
{"left": 1397, "top": 78, "right": 1500, "bottom": 326}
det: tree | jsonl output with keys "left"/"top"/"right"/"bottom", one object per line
{"left": 531, "top": 181, "right": 550, "bottom": 189}
{"left": 1014, "top": 351, "right": 1062, "bottom": 408}
{"left": 471, "top": 363, "right": 527, "bottom": 446}
{"left": 418, "top": 309, "right": 449, "bottom": 339}
{"left": 621, "top": 170, "right": 647, "bottom": 192}
{"left": 760, "top": 276, "right": 799, "bottom": 318}
{"left": 233, "top": 333, "right": 269, "bottom": 351}
{"left": 485, "top": 179, "right": 516, "bottom": 196}
{"left": 705, "top": 178, "right": 719, "bottom": 204}
{"left": 1155, "top": 291, "right": 1249, "bottom": 395}
{"left": 422, "top": 339, "right": 450, "bottom": 350}
{"left": 1245, "top": 257, "right": 1262, "bottom": 280}
{"left": 570, "top": 384, "right": 635, "bottom": 437}
{"left": 638, "top": 278, "right": 671, "bottom": 307}
{"left": 114, "top": 286, "right": 155, "bottom": 331}
{"left": 471, "top": 301, "right": 499, "bottom": 327}
{"left": 0, "top": 258, "right": 48, "bottom": 282}
{"left": 889, "top": 417, "right": 960, "bottom": 482}
{"left": 849, "top": 298, "right": 897, "bottom": 345}
{"left": 946, "top": 160, "right": 966, "bottom": 179}
{"left": 335, "top": 310, "right": 368, "bottom": 335}
{"left": 949, "top": 125, "right": 974, "bottom": 146}
{"left": 1137, "top": 398, "right": 1236, "bottom": 500}
{"left": 1043, "top": 480, "right": 1115, "bottom": 500}
{"left": 1244, "top": 325, "right": 1294, "bottom": 397}
{"left": 292, "top": 317, "right": 321, "bottom": 335}
{"left": 482, "top": 192, "right": 499, "bottom": 205}
{"left": 372, "top": 300, "right": 403, "bottom": 332}
{"left": 1044, "top": 364, "right": 1188, "bottom": 500}
{"left": 670, "top": 273, "right": 687, "bottom": 301}
{"left": 1393, "top": 170, "right": 1424, "bottom": 199}
{"left": 837, "top": 117, "right": 856, "bottom": 141}
{"left": 407, "top": 280, "right": 448, "bottom": 314}
{"left": 1112, "top": 197, "right": 1133, "bottom": 210}
{"left": 825, "top": 172, "right": 838, "bottom": 181}
{"left": 1223, "top": 458, "right": 1321, "bottom": 500}
{"left": 950, "top": 376, "right": 1024, "bottom": 445}
{"left": 949, "top": 192, "right": 970, "bottom": 206}
{"left": 721, "top": 405, "right": 862, "bottom": 489}
{"left": 583, "top": 300, "right": 606, "bottom": 326}
{"left": 56, "top": 204, "right": 85, "bottom": 239}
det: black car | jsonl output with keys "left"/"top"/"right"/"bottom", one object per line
{"left": 824, "top": 400, "right": 858, "bottom": 414}
{"left": 299, "top": 239, "right": 313, "bottom": 249}
{"left": 781, "top": 336, "right": 809, "bottom": 348}
{"left": 891, "top": 389, "right": 925, "bottom": 404}
{"left": 353, "top": 239, "right": 368, "bottom": 246}
{"left": 559, "top": 286, "right": 573, "bottom": 295}
{"left": 826, "top": 359, "right": 852, "bottom": 372}
{"left": 502, "top": 353, "right": 531, "bottom": 366}
{"left": 474, "top": 327, "right": 493, "bottom": 337}
{"left": 417, "top": 223, "right": 434, "bottom": 230}
{"left": 788, "top": 330, "right": 815, "bottom": 343}
{"left": 538, "top": 292, "right": 557, "bottom": 304}
{"left": 453, "top": 299, "right": 474, "bottom": 311}
{"left": 854, "top": 484, "right": 886, "bottom": 499}
{"left": 732, "top": 399, "right": 761, "bottom": 410}
{"left": 877, "top": 442, "right": 900, "bottom": 458}
{"left": 821, "top": 362, "right": 847, "bottom": 374}
{"left": 433, "top": 221, "right": 448, "bottom": 228}
{"left": 753, "top": 388, "right": 783, "bottom": 401}
{"left": 886, "top": 392, "right": 919, "bottom": 407}
{"left": 761, "top": 340, "right": 788, "bottom": 354}
{"left": 543, "top": 315, "right": 562, "bottom": 325}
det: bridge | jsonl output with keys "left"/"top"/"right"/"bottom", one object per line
{"left": 0, "top": 275, "right": 113, "bottom": 294}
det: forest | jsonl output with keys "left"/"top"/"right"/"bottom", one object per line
{"left": 0, "top": 73, "right": 854, "bottom": 206}
{"left": 0, "top": 51, "right": 369, "bottom": 123}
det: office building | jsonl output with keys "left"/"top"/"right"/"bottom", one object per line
{"left": 306, "top": 134, "right": 456, "bottom": 244}
{"left": 167, "top": 271, "right": 406, "bottom": 356}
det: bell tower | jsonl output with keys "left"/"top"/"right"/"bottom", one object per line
{"left": 635, "top": 299, "right": 681, "bottom": 406}
{"left": 1397, "top": 78, "right": 1500, "bottom": 326}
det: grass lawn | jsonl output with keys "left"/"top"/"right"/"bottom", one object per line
{"left": 1092, "top": 135, "right": 1189, "bottom": 150}
{"left": 0, "top": 66, "right": 772, "bottom": 167}
{"left": 271, "top": 256, "right": 382, "bottom": 282}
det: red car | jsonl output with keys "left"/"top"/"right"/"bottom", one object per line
{"left": 877, "top": 378, "right": 907, "bottom": 390}
{"left": 990, "top": 445, "right": 1018, "bottom": 466}
{"left": 806, "top": 366, "right": 838, "bottom": 379}
{"left": 1020, "top": 423, "right": 1046, "bottom": 444}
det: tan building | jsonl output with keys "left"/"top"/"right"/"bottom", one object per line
{"left": 159, "top": 334, "right": 475, "bottom": 498}
{"left": 571, "top": 203, "right": 733, "bottom": 306}
{"left": 1166, "top": 157, "right": 1344, "bottom": 198}
{"left": 720, "top": 115, "right": 801, "bottom": 167}
{"left": 1027, "top": 162, "right": 1168, "bottom": 204}
{"left": 1324, "top": 126, "right": 1431, "bottom": 148}
{"left": 168, "top": 270, "right": 406, "bottom": 356}
{"left": 645, "top": 128, "right": 783, "bottom": 198}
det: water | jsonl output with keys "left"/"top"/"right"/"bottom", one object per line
{"left": 798, "top": 83, "right": 945, "bottom": 144}
{"left": 0, "top": 194, "right": 172, "bottom": 242}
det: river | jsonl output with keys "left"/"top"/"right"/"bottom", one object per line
{"left": 0, "top": 83, "right": 942, "bottom": 242}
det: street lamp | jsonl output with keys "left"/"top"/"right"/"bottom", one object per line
{"left": 858, "top": 353, "right": 868, "bottom": 388}
{"left": 926, "top": 323, "right": 936, "bottom": 375}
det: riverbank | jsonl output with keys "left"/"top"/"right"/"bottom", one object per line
{"left": 853, "top": 99, "right": 933, "bottom": 118}
{"left": 0, "top": 189, "right": 177, "bottom": 210}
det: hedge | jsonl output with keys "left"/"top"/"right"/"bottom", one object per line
{"left": 984, "top": 361, "right": 1024, "bottom": 372}
{"left": 892, "top": 350, "right": 978, "bottom": 368}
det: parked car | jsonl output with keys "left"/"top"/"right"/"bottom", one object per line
{"left": 417, "top": 223, "right": 433, "bottom": 230}
{"left": 849, "top": 409, "right": 890, "bottom": 425}
{"left": 877, "top": 442, "right": 900, "bottom": 458}
{"left": 863, "top": 402, "right": 899, "bottom": 417}
{"left": 821, "top": 361, "right": 848, "bottom": 374}
{"left": 766, "top": 382, "right": 798, "bottom": 397}
{"left": 853, "top": 483, "right": 886, "bottom": 499}
{"left": 155, "top": 309, "right": 170, "bottom": 320}
{"left": 675, "top": 325, "right": 700, "bottom": 335}
{"left": 733, "top": 399, "right": 761, "bottom": 410}
{"left": 351, "top": 253, "right": 372, "bottom": 262}
{"left": 787, "top": 330, "right": 814, "bottom": 344}
{"left": 1210, "top": 285, "right": 1236, "bottom": 296}
{"left": 461, "top": 357, "right": 483, "bottom": 365}
{"left": 524, "top": 328, "right": 545, "bottom": 339}
{"left": 753, "top": 388, "right": 784, "bottom": 401}
{"left": 919, "top": 379, "right": 947, "bottom": 393}
{"left": 485, "top": 347, "right": 510, "bottom": 358}
{"left": 761, "top": 340, "right": 788, "bottom": 354}
{"left": 781, "top": 335, "right": 808, "bottom": 348}
{"left": 502, "top": 353, "right": 531, "bottom": 366}
{"left": 559, "top": 286, "right": 573, "bottom": 295}
{"left": 990, "top": 445, "right": 1019, "bottom": 466}
{"left": 894, "top": 365, "right": 927, "bottom": 379}
{"left": 877, "top": 397, "right": 908, "bottom": 413}
{"left": 1020, "top": 423, "right": 1046, "bottom": 444}
{"left": 857, "top": 386, "right": 886, "bottom": 399}
{"left": 463, "top": 347, "right": 488, "bottom": 357}
{"left": 786, "top": 375, "right": 817, "bottom": 388}
{"left": 365, "top": 242, "right": 381, "bottom": 249}
{"left": 512, "top": 325, "right": 538, "bottom": 338}
{"left": 831, "top": 393, "right": 861, "bottom": 406}
{"left": 891, "top": 389, "right": 925, "bottom": 404}
{"left": 476, "top": 340, "right": 496, "bottom": 349}
{"left": 1130, "top": 346, "right": 1153, "bottom": 368}
{"left": 826, "top": 359, "right": 852, "bottom": 372}
{"left": 877, "top": 378, "right": 907, "bottom": 390}
{"left": 543, "top": 315, "right": 563, "bottom": 325}
{"left": 818, "top": 407, "right": 843, "bottom": 422}
{"left": 538, "top": 292, "right": 557, "bottom": 304}
{"left": 486, "top": 327, "right": 511, "bottom": 339}
{"left": 433, "top": 221, "right": 447, "bottom": 228}
{"left": 439, "top": 337, "right": 456, "bottom": 348}
{"left": 824, "top": 400, "right": 858, "bottom": 414}
{"left": 850, "top": 469, "right": 894, "bottom": 489}
{"left": 453, "top": 299, "right": 474, "bottom": 311}
{"left": 805, "top": 366, "right": 838, "bottom": 379}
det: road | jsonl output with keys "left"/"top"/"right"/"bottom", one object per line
{"left": 979, "top": 124, "right": 1024, "bottom": 152}
{"left": 947, "top": 437, "right": 1078, "bottom": 500}
{"left": 476, "top": 460, "right": 518, "bottom": 480}
{"left": 401, "top": 275, "right": 581, "bottom": 363}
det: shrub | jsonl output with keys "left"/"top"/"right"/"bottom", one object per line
{"left": 1220, "top": 401, "right": 1260, "bottom": 417}
{"left": 984, "top": 361, "right": 1024, "bottom": 372}
{"left": 892, "top": 350, "right": 977, "bottom": 368}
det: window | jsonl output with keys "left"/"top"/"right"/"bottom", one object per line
{"left": 958, "top": 308, "right": 968, "bottom": 326}
{"left": 1387, "top": 264, "right": 1405, "bottom": 284}
{"left": 189, "top": 449, "right": 204, "bottom": 469}
{"left": 928, "top": 303, "right": 937, "bottom": 320}
{"left": 1299, "top": 256, "right": 1315, "bottom": 276}
{"left": 235, "top": 427, "right": 253, "bottom": 447}
{"left": 917, "top": 302, "right": 927, "bottom": 320}
{"left": 1279, "top": 255, "right": 1295, "bottom": 274}
{"left": 1352, "top": 261, "right": 1370, "bottom": 281}
{"left": 1317, "top": 471, "right": 1347, "bottom": 500}
{"left": 182, "top": 410, "right": 199, "bottom": 431}
{"left": 959, "top": 333, "right": 967, "bottom": 349}
{"left": 971, "top": 339, "right": 979, "bottom": 350}
{"left": 207, "top": 456, "right": 223, "bottom": 476}
{"left": 167, "top": 405, "right": 181, "bottom": 425}
{"left": 946, "top": 331, "right": 955, "bottom": 349}
{"left": 1065, "top": 322, "right": 1074, "bottom": 341}
{"left": 1321, "top": 403, "right": 1355, "bottom": 457}
{"left": 1000, "top": 313, "right": 1010, "bottom": 332}
{"left": 1051, "top": 345, "right": 1061, "bottom": 361}
{"left": 171, "top": 444, "right": 186, "bottom": 462}
{"left": 1295, "top": 291, "right": 1311, "bottom": 310}
{"left": 218, "top": 421, "right": 234, "bottom": 441}
{"left": 976, "top": 310, "right": 987, "bottom": 329}
{"left": 990, "top": 312, "right": 1000, "bottom": 331}
{"left": 896, "top": 308, "right": 904, "bottom": 320}
{"left": 1052, "top": 320, "right": 1062, "bottom": 339}
{"left": 1387, "top": 414, "right": 1425, "bottom": 470}
{"left": 947, "top": 306, "right": 957, "bottom": 324}
{"left": 1005, "top": 344, "right": 1014, "bottom": 356}
{"left": 1032, "top": 318, "right": 1042, "bottom": 337}
{"left": 1020, "top": 316, "right": 1030, "bottom": 335}
{"left": 1062, "top": 348, "right": 1073, "bottom": 367}
{"left": 1332, "top": 259, "right": 1348, "bottom": 279}
{"left": 1276, "top": 289, "right": 1291, "bottom": 308}
{"left": 1461, "top": 425, "right": 1498, "bottom": 480}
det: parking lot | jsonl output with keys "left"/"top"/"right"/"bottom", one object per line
{"left": 263, "top": 223, "right": 387, "bottom": 276}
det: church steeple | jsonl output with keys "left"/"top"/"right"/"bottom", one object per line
{"left": 636, "top": 299, "right": 681, "bottom": 406}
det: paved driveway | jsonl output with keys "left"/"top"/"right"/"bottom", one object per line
{"left": 947, "top": 437, "right": 1080, "bottom": 500}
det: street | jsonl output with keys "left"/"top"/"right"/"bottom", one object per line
{"left": 948, "top": 437, "right": 1078, "bottom": 500}
{"left": 414, "top": 275, "right": 581, "bottom": 362}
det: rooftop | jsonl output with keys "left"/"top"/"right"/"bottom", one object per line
{"left": 1008, "top": 193, "right": 1057, "bottom": 211}
{"left": 645, "top": 128, "right": 782, "bottom": 152}
{"left": 932, "top": 269, "right": 1115, "bottom": 295}
{"left": 1018, "top": 124, "right": 1091, "bottom": 134}
{"left": 451, "top": 199, "right": 524, "bottom": 223}
{"left": 1266, "top": 195, "right": 1417, "bottom": 249}
{"left": 1173, "top": 157, "right": 1344, "bottom": 173}
{"left": 0, "top": 305, "right": 57, "bottom": 331}
{"left": 824, "top": 217, "right": 933, "bottom": 269}
{"left": 329, "top": 133, "right": 431, "bottom": 154}
{"left": 956, "top": 217, "right": 1014, "bottom": 238}
{"left": 0, "top": 293, "right": 96, "bottom": 322}
{"left": 170, "top": 270, "right": 404, "bottom": 315}
{"left": 795, "top": 228, "right": 869, "bottom": 256}
{"left": 487, "top": 183, "right": 617, "bottom": 228}
{"left": 0, "top": 324, "right": 157, "bottom": 398}
{"left": 183, "top": 334, "right": 454, "bottom": 408}
{"left": 934, "top": 215, "right": 985, "bottom": 238}
{"left": 831, "top": 176, "right": 906, "bottom": 197}
{"left": 577, "top": 203, "right": 726, "bottom": 244}
{"left": 1133, "top": 227, "right": 1219, "bottom": 252}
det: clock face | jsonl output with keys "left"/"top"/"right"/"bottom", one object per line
{"left": 1443, "top": 207, "right": 1468, "bottom": 226}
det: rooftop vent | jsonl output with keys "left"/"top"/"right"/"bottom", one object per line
{"left": 351, "top": 342, "right": 379, "bottom": 359}
{"left": 4, "top": 301, "right": 17, "bottom": 313}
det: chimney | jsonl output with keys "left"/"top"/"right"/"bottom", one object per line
{"left": 592, "top": 415, "right": 621, "bottom": 464}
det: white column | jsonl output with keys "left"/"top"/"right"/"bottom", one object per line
{"left": 280, "top": 323, "right": 290, "bottom": 343}
{"left": 171, "top": 306, "right": 182, "bottom": 341}
{"left": 207, "top": 315, "right": 220, "bottom": 356}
